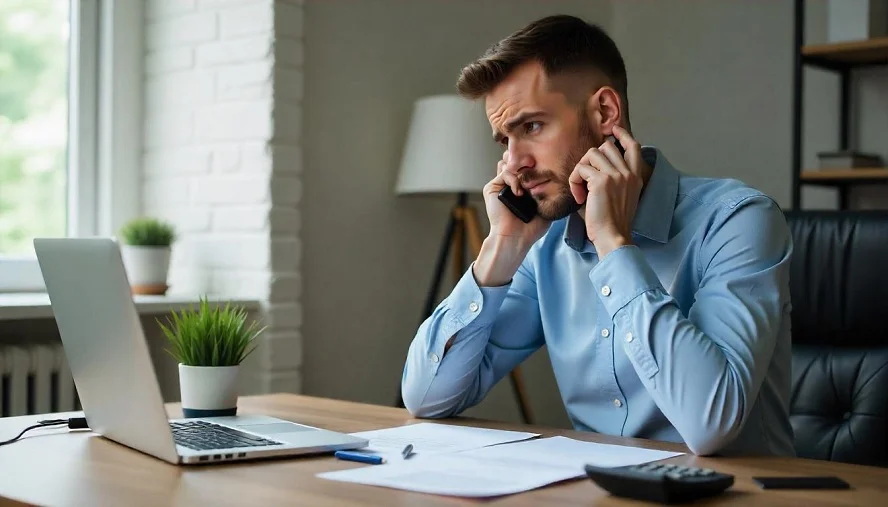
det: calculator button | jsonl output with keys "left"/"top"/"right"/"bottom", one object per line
{"left": 700, "top": 468, "right": 715, "bottom": 476}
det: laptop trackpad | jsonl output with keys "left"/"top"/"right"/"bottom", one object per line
{"left": 237, "top": 422, "right": 314, "bottom": 436}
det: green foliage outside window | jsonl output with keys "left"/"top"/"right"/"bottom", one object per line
{"left": 0, "top": 0, "right": 69, "bottom": 254}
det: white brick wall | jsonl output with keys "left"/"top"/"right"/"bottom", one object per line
{"left": 196, "top": 34, "right": 273, "bottom": 67}
{"left": 146, "top": 13, "right": 217, "bottom": 50}
{"left": 144, "top": 147, "right": 211, "bottom": 175}
{"left": 194, "top": 101, "right": 274, "bottom": 141}
{"left": 143, "top": 0, "right": 304, "bottom": 395}
{"left": 146, "top": 0, "right": 197, "bottom": 21}
{"left": 217, "top": 61, "right": 273, "bottom": 100}
{"left": 220, "top": 3, "right": 274, "bottom": 38}
{"left": 145, "top": 47, "right": 194, "bottom": 75}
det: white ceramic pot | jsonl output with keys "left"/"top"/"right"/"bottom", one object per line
{"left": 120, "top": 245, "right": 171, "bottom": 295}
{"left": 178, "top": 364, "right": 240, "bottom": 418}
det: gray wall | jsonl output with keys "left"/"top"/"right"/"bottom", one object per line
{"left": 301, "top": 0, "right": 888, "bottom": 429}
{"left": 610, "top": 0, "right": 886, "bottom": 210}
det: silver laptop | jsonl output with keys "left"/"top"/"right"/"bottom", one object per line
{"left": 33, "top": 237, "right": 368, "bottom": 465}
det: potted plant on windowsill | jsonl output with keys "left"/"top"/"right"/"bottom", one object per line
{"left": 119, "top": 217, "right": 176, "bottom": 295}
{"left": 158, "top": 298, "right": 265, "bottom": 418}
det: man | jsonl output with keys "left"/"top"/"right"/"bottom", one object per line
{"left": 400, "top": 15, "right": 794, "bottom": 457}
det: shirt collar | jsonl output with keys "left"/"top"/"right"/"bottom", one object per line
{"left": 564, "top": 146, "right": 679, "bottom": 252}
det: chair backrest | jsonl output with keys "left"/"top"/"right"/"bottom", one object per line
{"left": 784, "top": 210, "right": 888, "bottom": 467}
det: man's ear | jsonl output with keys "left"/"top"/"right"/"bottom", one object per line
{"left": 585, "top": 86, "right": 622, "bottom": 137}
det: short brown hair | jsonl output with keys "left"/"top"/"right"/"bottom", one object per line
{"left": 456, "top": 15, "right": 629, "bottom": 114}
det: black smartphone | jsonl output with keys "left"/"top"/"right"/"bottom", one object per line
{"left": 497, "top": 185, "right": 538, "bottom": 223}
{"left": 753, "top": 476, "right": 850, "bottom": 490}
{"left": 497, "top": 135, "right": 626, "bottom": 223}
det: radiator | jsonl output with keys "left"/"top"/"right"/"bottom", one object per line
{"left": 0, "top": 342, "right": 79, "bottom": 417}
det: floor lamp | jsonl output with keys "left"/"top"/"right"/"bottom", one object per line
{"left": 393, "top": 95, "right": 534, "bottom": 424}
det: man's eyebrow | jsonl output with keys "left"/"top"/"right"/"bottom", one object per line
{"left": 492, "top": 110, "right": 547, "bottom": 142}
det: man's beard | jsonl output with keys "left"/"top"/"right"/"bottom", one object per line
{"left": 522, "top": 115, "right": 599, "bottom": 221}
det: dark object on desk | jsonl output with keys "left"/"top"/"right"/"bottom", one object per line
{"left": 784, "top": 211, "right": 888, "bottom": 467}
{"left": 401, "top": 443, "right": 414, "bottom": 459}
{"left": 753, "top": 476, "right": 850, "bottom": 490}
{"left": 583, "top": 462, "right": 734, "bottom": 504}
{"left": 0, "top": 417, "right": 88, "bottom": 448}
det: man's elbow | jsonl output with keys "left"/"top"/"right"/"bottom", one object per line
{"left": 683, "top": 418, "right": 743, "bottom": 456}
{"left": 402, "top": 390, "right": 433, "bottom": 418}
{"left": 400, "top": 384, "right": 453, "bottom": 419}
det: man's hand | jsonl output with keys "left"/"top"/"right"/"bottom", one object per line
{"left": 473, "top": 152, "right": 551, "bottom": 287}
{"left": 484, "top": 151, "right": 551, "bottom": 242}
{"left": 568, "top": 126, "right": 648, "bottom": 259}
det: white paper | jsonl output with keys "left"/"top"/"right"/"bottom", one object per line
{"left": 318, "top": 436, "right": 684, "bottom": 497}
{"left": 347, "top": 422, "right": 539, "bottom": 463}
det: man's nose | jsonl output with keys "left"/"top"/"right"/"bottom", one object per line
{"left": 504, "top": 145, "right": 534, "bottom": 176}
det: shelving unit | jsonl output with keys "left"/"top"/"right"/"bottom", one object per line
{"left": 791, "top": 0, "right": 888, "bottom": 210}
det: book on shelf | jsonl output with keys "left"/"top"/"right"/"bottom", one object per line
{"left": 816, "top": 151, "right": 883, "bottom": 170}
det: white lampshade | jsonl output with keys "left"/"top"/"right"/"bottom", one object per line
{"left": 395, "top": 94, "right": 502, "bottom": 195}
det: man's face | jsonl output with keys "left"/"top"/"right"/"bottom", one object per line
{"left": 485, "top": 61, "right": 602, "bottom": 220}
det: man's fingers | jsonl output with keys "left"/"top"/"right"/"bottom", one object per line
{"left": 495, "top": 154, "right": 523, "bottom": 195}
{"left": 612, "top": 125, "right": 642, "bottom": 176}
{"left": 485, "top": 162, "right": 506, "bottom": 195}
{"left": 584, "top": 147, "right": 622, "bottom": 177}
{"left": 569, "top": 164, "right": 601, "bottom": 204}
{"left": 502, "top": 172, "right": 522, "bottom": 195}
{"left": 488, "top": 161, "right": 522, "bottom": 196}
{"left": 599, "top": 138, "right": 630, "bottom": 175}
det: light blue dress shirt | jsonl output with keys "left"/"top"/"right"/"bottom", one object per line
{"left": 401, "top": 146, "right": 796, "bottom": 456}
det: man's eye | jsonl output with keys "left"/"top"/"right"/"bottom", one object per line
{"left": 526, "top": 121, "right": 542, "bottom": 134}
{"left": 498, "top": 137, "right": 508, "bottom": 147}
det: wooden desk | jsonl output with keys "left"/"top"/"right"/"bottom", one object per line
{"left": 0, "top": 394, "right": 886, "bottom": 506}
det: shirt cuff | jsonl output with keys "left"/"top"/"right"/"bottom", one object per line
{"left": 443, "top": 263, "right": 512, "bottom": 335}
{"left": 588, "top": 244, "right": 663, "bottom": 320}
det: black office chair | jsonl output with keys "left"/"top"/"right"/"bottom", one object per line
{"left": 785, "top": 210, "right": 888, "bottom": 467}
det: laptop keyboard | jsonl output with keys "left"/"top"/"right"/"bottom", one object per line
{"left": 170, "top": 420, "right": 283, "bottom": 451}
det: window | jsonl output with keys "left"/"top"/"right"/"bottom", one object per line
{"left": 0, "top": 0, "right": 125, "bottom": 291}
{"left": 0, "top": 0, "right": 79, "bottom": 291}
{"left": 0, "top": 0, "right": 70, "bottom": 255}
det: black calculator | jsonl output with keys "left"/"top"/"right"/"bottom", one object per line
{"left": 584, "top": 462, "right": 734, "bottom": 503}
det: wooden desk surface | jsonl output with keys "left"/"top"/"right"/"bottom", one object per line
{"left": 0, "top": 393, "right": 886, "bottom": 506}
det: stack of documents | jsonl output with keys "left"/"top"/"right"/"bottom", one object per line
{"left": 318, "top": 423, "right": 684, "bottom": 497}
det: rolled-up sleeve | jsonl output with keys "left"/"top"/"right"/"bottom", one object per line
{"left": 588, "top": 195, "right": 792, "bottom": 455}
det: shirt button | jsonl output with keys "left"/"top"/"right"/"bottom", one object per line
{"left": 468, "top": 302, "right": 479, "bottom": 313}
{"left": 430, "top": 353, "right": 440, "bottom": 363}
{"left": 613, "top": 399, "right": 623, "bottom": 408}
{"left": 600, "top": 329, "right": 610, "bottom": 338}
{"left": 601, "top": 285, "right": 611, "bottom": 297}
{"left": 625, "top": 332, "right": 634, "bottom": 343}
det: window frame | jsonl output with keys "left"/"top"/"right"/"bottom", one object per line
{"left": 0, "top": 0, "right": 142, "bottom": 292}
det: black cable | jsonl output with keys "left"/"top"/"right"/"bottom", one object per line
{"left": 0, "top": 417, "right": 89, "bottom": 447}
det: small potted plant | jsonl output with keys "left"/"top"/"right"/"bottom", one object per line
{"left": 158, "top": 298, "right": 264, "bottom": 418}
{"left": 119, "top": 217, "right": 176, "bottom": 295}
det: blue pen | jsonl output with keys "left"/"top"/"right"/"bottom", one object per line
{"left": 334, "top": 450, "right": 385, "bottom": 465}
